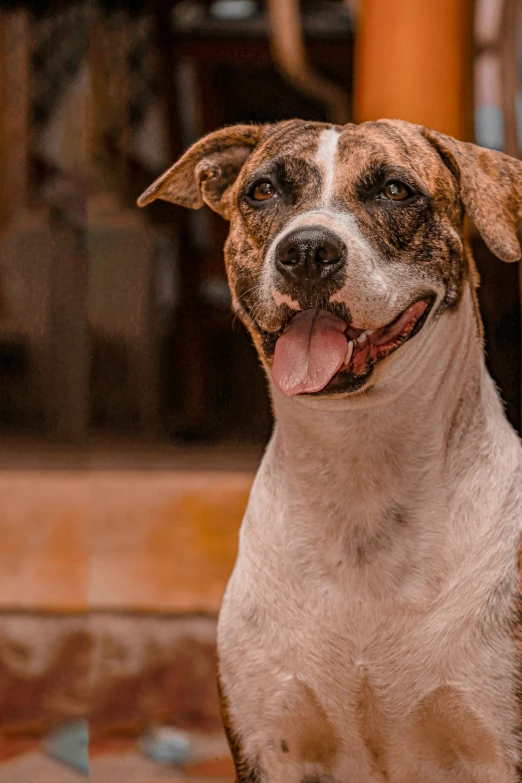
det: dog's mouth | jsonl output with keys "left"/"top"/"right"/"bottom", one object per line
{"left": 265, "top": 296, "right": 434, "bottom": 397}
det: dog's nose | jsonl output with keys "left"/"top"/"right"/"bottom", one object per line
{"left": 275, "top": 226, "right": 346, "bottom": 288}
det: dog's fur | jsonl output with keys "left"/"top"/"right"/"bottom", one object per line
{"left": 139, "top": 119, "right": 522, "bottom": 782}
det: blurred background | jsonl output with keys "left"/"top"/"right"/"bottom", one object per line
{"left": 0, "top": 0, "right": 520, "bottom": 780}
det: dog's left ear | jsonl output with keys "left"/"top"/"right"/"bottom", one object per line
{"left": 422, "top": 127, "right": 522, "bottom": 262}
{"left": 137, "top": 124, "right": 268, "bottom": 220}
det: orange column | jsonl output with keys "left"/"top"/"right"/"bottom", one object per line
{"left": 354, "top": 0, "right": 474, "bottom": 140}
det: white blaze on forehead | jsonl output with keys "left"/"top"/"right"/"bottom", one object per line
{"left": 316, "top": 127, "right": 340, "bottom": 204}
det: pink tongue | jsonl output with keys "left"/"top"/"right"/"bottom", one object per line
{"left": 272, "top": 308, "right": 348, "bottom": 396}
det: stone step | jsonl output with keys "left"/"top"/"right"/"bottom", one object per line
{"left": 0, "top": 613, "right": 222, "bottom": 735}
{"left": 0, "top": 460, "right": 254, "bottom": 613}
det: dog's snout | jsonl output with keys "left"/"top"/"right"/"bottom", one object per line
{"left": 275, "top": 226, "right": 346, "bottom": 288}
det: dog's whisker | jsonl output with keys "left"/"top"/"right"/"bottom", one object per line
{"left": 237, "top": 284, "right": 262, "bottom": 302}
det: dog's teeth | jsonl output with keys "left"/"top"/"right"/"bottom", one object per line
{"left": 357, "top": 332, "right": 367, "bottom": 344}
{"left": 345, "top": 340, "right": 354, "bottom": 365}
{"left": 366, "top": 329, "right": 376, "bottom": 335}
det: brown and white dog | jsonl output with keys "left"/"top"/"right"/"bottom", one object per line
{"left": 139, "top": 119, "right": 522, "bottom": 782}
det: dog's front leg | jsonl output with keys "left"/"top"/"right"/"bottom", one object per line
{"left": 217, "top": 665, "right": 265, "bottom": 783}
{"left": 216, "top": 655, "right": 362, "bottom": 783}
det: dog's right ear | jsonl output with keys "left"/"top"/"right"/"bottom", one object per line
{"left": 137, "top": 124, "right": 268, "bottom": 220}
{"left": 422, "top": 127, "right": 522, "bottom": 263}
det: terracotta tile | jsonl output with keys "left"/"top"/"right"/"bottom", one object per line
{"left": 88, "top": 617, "right": 221, "bottom": 734}
{"left": 89, "top": 737, "right": 138, "bottom": 756}
{"left": 0, "top": 735, "right": 40, "bottom": 762}
{"left": 185, "top": 755, "right": 236, "bottom": 777}
{"left": 0, "top": 469, "right": 252, "bottom": 614}
{"left": 0, "top": 618, "right": 90, "bottom": 730}
{"left": 89, "top": 471, "right": 251, "bottom": 613}
{"left": 0, "top": 472, "right": 88, "bottom": 612}
{"left": 0, "top": 751, "right": 84, "bottom": 782}
{"left": 0, "top": 614, "right": 223, "bottom": 736}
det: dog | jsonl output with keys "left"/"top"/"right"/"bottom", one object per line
{"left": 139, "top": 119, "right": 522, "bottom": 782}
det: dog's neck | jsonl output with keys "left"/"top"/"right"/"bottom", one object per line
{"left": 265, "top": 284, "right": 510, "bottom": 597}
{"left": 270, "top": 284, "right": 485, "bottom": 478}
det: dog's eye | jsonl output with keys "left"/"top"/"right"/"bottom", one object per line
{"left": 249, "top": 180, "right": 277, "bottom": 201}
{"left": 380, "top": 181, "right": 412, "bottom": 201}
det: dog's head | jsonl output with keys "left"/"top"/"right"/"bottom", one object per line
{"left": 138, "top": 119, "right": 522, "bottom": 400}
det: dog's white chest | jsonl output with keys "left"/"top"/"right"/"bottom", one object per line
{"left": 218, "top": 453, "right": 521, "bottom": 782}
{"left": 220, "top": 558, "right": 518, "bottom": 781}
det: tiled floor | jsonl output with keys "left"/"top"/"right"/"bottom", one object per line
{"left": 90, "top": 751, "right": 235, "bottom": 782}
{"left": 0, "top": 442, "right": 246, "bottom": 782}
{"left": 0, "top": 463, "right": 253, "bottom": 614}
{"left": 0, "top": 749, "right": 235, "bottom": 783}
{"left": 0, "top": 734, "right": 235, "bottom": 783}
{"left": 0, "top": 751, "right": 84, "bottom": 783}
